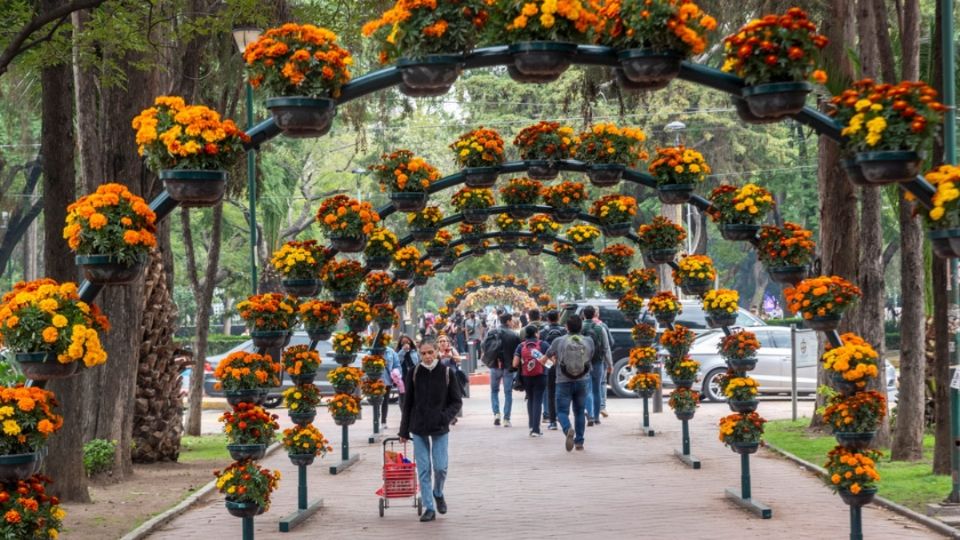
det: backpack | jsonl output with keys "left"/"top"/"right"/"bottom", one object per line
{"left": 520, "top": 340, "right": 545, "bottom": 377}
{"left": 540, "top": 324, "right": 566, "bottom": 347}
{"left": 559, "top": 335, "right": 591, "bottom": 379}
{"left": 480, "top": 329, "right": 502, "bottom": 368}
{"left": 581, "top": 321, "right": 605, "bottom": 365}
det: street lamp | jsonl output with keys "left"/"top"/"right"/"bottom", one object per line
{"left": 664, "top": 120, "right": 687, "bottom": 146}
{"left": 352, "top": 167, "right": 369, "bottom": 202}
{"left": 233, "top": 25, "right": 262, "bottom": 295}
{"left": 663, "top": 121, "right": 700, "bottom": 254}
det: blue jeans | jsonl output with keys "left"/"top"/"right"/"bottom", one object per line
{"left": 412, "top": 433, "right": 448, "bottom": 512}
{"left": 489, "top": 368, "right": 514, "bottom": 419}
{"left": 587, "top": 362, "right": 603, "bottom": 420}
{"left": 556, "top": 379, "right": 589, "bottom": 444}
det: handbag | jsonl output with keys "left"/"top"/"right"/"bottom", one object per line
{"left": 512, "top": 372, "right": 525, "bottom": 392}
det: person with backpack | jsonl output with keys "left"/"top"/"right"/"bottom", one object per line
{"left": 512, "top": 325, "right": 548, "bottom": 437}
{"left": 399, "top": 340, "right": 463, "bottom": 522}
{"left": 581, "top": 306, "right": 612, "bottom": 426}
{"left": 539, "top": 310, "right": 567, "bottom": 431}
{"left": 395, "top": 335, "right": 420, "bottom": 408}
{"left": 379, "top": 345, "right": 402, "bottom": 431}
{"left": 436, "top": 333, "right": 468, "bottom": 424}
{"left": 544, "top": 314, "right": 594, "bottom": 452}
{"left": 481, "top": 312, "right": 521, "bottom": 427}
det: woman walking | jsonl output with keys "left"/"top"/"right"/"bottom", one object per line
{"left": 380, "top": 346, "right": 402, "bottom": 430}
{"left": 513, "top": 325, "right": 548, "bottom": 437}
{"left": 395, "top": 335, "right": 419, "bottom": 407}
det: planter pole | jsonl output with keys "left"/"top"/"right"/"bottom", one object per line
{"left": 724, "top": 451, "right": 772, "bottom": 519}
{"left": 641, "top": 395, "right": 654, "bottom": 436}
{"left": 849, "top": 505, "right": 863, "bottom": 540}
{"left": 330, "top": 423, "right": 359, "bottom": 474}
{"left": 672, "top": 418, "right": 700, "bottom": 469}
{"left": 278, "top": 463, "right": 324, "bottom": 532}
{"left": 242, "top": 516, "right": 254, "bottom": 540}
{"left": 369, "top": 395, "right": 384, "bottom": 444}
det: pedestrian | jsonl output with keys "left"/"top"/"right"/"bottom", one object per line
{"left": 539, "top": 310, "right": 567, "bottom": 431}
{"left": 380, "top": 345, "right": 402, "bottom": 430}
{"left": 464, "top": 311, "right": 482, "bottom": 362}
{"left": 512, "top": 325, "right": 548, "bottom": 437}
{"left": 527, "top": 308, "right": 545, "bottom": 334}
{"left": 437, "top": 333, "right": 468, "bottom": 417}
{"left": 591, "top": 310, "right": 614, "bottom": 419}
{"left": 395, "top": 335, "right": 420, "bottom": 407}
{"left": 398, "top": 340, "right": 463, "bottom": 522}
{"left": 581, "top": 306, "right": 612, "bottom": 426}
{"left": 482, "top": 312, "right": 521, "bottom": 427}
{"left": 544, "top": 314, "right": 593, "bottom": 451}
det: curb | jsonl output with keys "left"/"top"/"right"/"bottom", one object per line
{"left": 120, "top": 442, "right": 283, "bottom": 540}
{"left": 764, "top": 443, "right": 960, "bottom": 539}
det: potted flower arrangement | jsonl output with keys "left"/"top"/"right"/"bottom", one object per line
{"left": 600, "top": 244, "right": 635, "bottom": 275}
{"left": 364, "top": 227, "right": 399, "bottom": 271}
{"left": 340, "top": 300, "right": 373, "bottom": 333}
{"left": 823, "top": 390, "right": 887, "bottom": 450}
{"left": 414, "top": 259, "right": 436, "bottom": 285}
{"left": 282, "top": 345, "right": 322, "bottom": 385}
{"left": 828, "top": 79, "right": 881, "bottom": 184}
{"left": 495, "top": 213, "right": 526, "bottom": 235}
{"left": 553, "top": 242, "right": 576, "bottom": 264}
{"left": 214, "top": 351, "right": 282, "bottom": 406}
{"left": 283, "top": 424, "right": 331, "bottom": 467}
{"left": 718, "top": 331, "right": 760, "bottom": 371}
{"left": 488, "top": 2, "right": 599, "bottom": 83}
{"left": 271, "top": 240, "right": 330, "bottom": 297}
{"left": 451, "top": 127, "right": 506, "bottom": 186}
{"left": 601, "top": 275, "right": 631, "bottom": 299}
{"left": 372, "top": 304, "right": 398, "bottom": 327}
{"left": 566, "top": 224, "right": 601, "bottom": 255}
{"left": 320, "top": 259, "right": 365, "bottom": 303}
{"left": 925, "top": 165, "right": 960, "bottom": 257}
{"left": 407, "top": 207, "right": 444, "bottom": 242}
{"left": 361, "top": 354, "right": 387, "bottom": 380}
{"left": 243, "top": 24, "right": 352, "bottom": 137}
{"left": 628, "top": 346, "right": 658, "bottom": 374}
{"left": 647, "top": 146, "right": 711, "bottom": 204}
{"left": 215, "top": 460, "right": 282, "bottom": 518}
{"left": 538, "top": 293, "right": 553, "bottom": 307}
{"left": 573, "top": 123, "right": 648, "bottom": 185}
{"left": 362, "top": 0, "right": 486, "bottom": 96}
{"left": 370, "top": 150, "right": 441, "bottom": 212}
{"left": 513, "top": 121, "right": 578, "bottom": 179}
{"left": 298, "top": 300, "right": 341, "bottom": 341}
{"left": 757, "top": 222, "right": 815, "bottom": 285}
{"left": 455, "top": 223, "right": 483, "bottom": 250}
{"left": 237, "top": 293, "right": 298, "bottom": 348}
{"left": 822, "top": 334, "right": 880, "bottom": 394}
{"left": 539, "top": 182, "right": 584, "bottom": 223}
{"left": 219, "top": 402, "right": 279, "bottom": 461}
{"left": 626, "top": 268, "right": 659, "bottom": 297}
{"left": 707, "top": 183, "right": 776, "bottom": 241}
{"left": 648, "top": 291, "right": 681, "bottom": 325}
{"left": 724, "top": 376, "right": 759, "bottom": 413}
{"left": 528, "top": 214, "right": 560, "bottom": 243}
{"left": 669, "top": 387, "right": 700, "bottom": 420}
{"left": 389, "top": 280, "right": 410, "bottom": 307}
{"left": 452, "top": 187, "right": 496, "bottom": 224}
{"left": 0, "top": 475, "right": 65, "bottom": 537}
{"left": 632, "top": 323, "right": 657, "bottom": 347}
{"left": 327, "top": 393, "right": 361, "bottom": 426}
{"left": 667, "top": 355, "right": 699, "bottom": 389}
{"left": 0, "top": 387, "right": 62, "bottom": 480}
{"left": 636, "top": 216, "right": 686, "bottom": 263}
{"left": 499, "top": 178, "right": 543, "bottom": 218}
{"left": 719, "top": 412, "right": 767, "bottom": 454}
{"left": 590, "top": 194, "right": 638, "bottom": 236}
{"left": 627, "top": 372, "right": 660, "bottom": 399}
{"left": 721, "top": 8, "right": 828, "bottom": 119}
{"left": 315, "top": 194, "right": 381, "bottom": 252}
{"left": 618, "top": 292, "right": 645, "bottom": 321}
{"left": 598, "top": 0, "right": 716, "bottom": 90}
{"left": 672, "top": 254, "right": 715, "bottom": 296}
{"left": 391, "top": 246, "right": 421, "bottom": 281}
{"left": 64, "top": 183, "right": 157, "bottom": 284}
{"left": 367, "top": 332, "right": 393, "bottom": 355}
{"left": 332, "top": 332, "right": 363, "bottom": 364}
{"left": 132, "top": 96, "right": 249, "bottom": 205}
{"left": 362, "top": 378, "right": 388, "bottom": 401}
{"left": 283, "top": 382, "right": 322, "bottom": 427}
{"left": 660, "top": 324, "right": 695, "bottom": 359}
{"left": 577, "top": 254, "right": 605, "bottom": 281}
{"left": 824, "top": 447, "right": 881, "bottom": 507}
{"left": 701, "top": 288, "right": 739, "bottom": 328}
{"left": 785, "top": 275, "right": 862, "bottom": 331}
{"left": 0, "top": 279, "right": 109, "bottom": 380}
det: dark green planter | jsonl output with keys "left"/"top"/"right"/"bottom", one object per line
{"left": 329, "top": 234, "right": 367, "bottom": 253}
{"left": 741, "top": 81, "right": 812, "bottom": 118}
{"left": 289, "top": 409, "right": 317, "bottom": 427}
{"left": 76, "top": 254, "right": 146, "bottom": 285}
{"left": 644, "top": 248, "right": 677, "bottom": 265}
{"left": 290, "top": 371, "right": 317, "bottom": 385}
{"left": 397, "top": 55, "right": 463, "bottom": 97}
{"left": 728, "top": 399, "right": 758, "bottom": 413}
{"left": 617, "top": 49, "right": 682, "bottom": 89}
{"left": 426, "top": 244, "right": 446, "bottom": 258}
{"left": 557, "top": 253, "right": 575, "bottom": 264}
{"left": 332, "top": 353, "right": 356, "bottom": 366}
{"left": 551, "top": 206, "right": 580, "bottom": 223}
{"left": 602, "top": 222, "right": 633, "bottom": 238}
{"left": 472, "top": 245, "right": 488, "bottom": 256}
{"left": 767, "top": 265, "right": 807, "bottom": 286}
{"left": 636, "top": 388, "right": 656, "bottom": 399}
{"left": 731, "top": 96, "right": 784, "bottom": 125}
{"left": 706, "top": 313, "right": 737, "bottom": 329}
{"left": 525, "top": 159, "right": 560, "bottom": 181}
{"left": 634, "top": 337, "right": 656, "bottom": 348}
{"left": 604, "top": 288, "right": 628, "bottom": 300}
{"left": 265, "top": 96, "right": 336, "bottom": 138}
{"left": 930, "top": 228, "right": 960, "bottom": 259}
{"left": 500, "top": 244, "right": 518, "bottom": 254}
{"left": 680, "top": 278, "right": 712, "bottom": 297}
{"left": 635, "top": 284, "right": 658, "bottom": 298}
{"left": 508, "top": 205, "right": 538, "bottom": 219}
{"left": 586, "top": 164, "right": 625, "bottom": 187}
{"left": 573, "top": 243, "right": 594, "bottom": 256}
{"left": 462, "top": 208, "right": 489, "bottom": 224}
{"left": 306, "top": 326, "right": 332, "bottom": 342}
{"left": 347, "top": 319, "right": 368, "bottom": 333}
{"left": 726, "top": 356, "right": 758, "bottom": 372}
{"left": 655, "top": 312, "right": 677, "bottom": 326}
{"left": 227, "top": 443, "right": 267, "bottom": 461}
{"left": 389, "top": 191, "right": 429, "bottom": 213}
{"left": 251, "top": 330, "right": 288, "bottom": 349}
{"left": 224, "top": 388, "right": 268, "bottom": 407}
{"left": 656, "top": 183, "right": 695, "bottom": 205}
{"left": 281, "top": 279, "right": 321, "bottom": 298}
{"left": 674, "top": 409, "right": 696, "bottom": 421}
{"left": 509, "top": 41, "right": 578, "bottom": 83}
{"left": 855, "top": 150, "right": 923, "bottom": 184}
{"left": 526, "top": 243, "right": 543, "bottom": 255}
{"left": 670, "top": 377, "right": 694, "bottom": 389}
{"left": 159, "top": 169, "right": 227, "bottom": 207}
{"left": 621, "top": 310, "right": 641, "bottom": 322}
{"left": 333, "top": 415, "right": 357, "bottom": 426}
{"left": 364, "top": 255, "right": 391, "bottom": 271}
{"left": 839, "top": 487, "right": 877, "bottom": 507}
{"left": 14, "top": 352, "right": 78, "bottom": 381}
{"left": 331, "top": 289, "right": 360, "bottom": 303}
{"left": 463, "top": 166, "right": 500, "bottom": 188}
{"left": 805, "top": 313, "right": 843, "bottom": 332}
{"left": 409, "top": 228, "right": 438, "bottom": 242}
{"left": 225, "top": 499, "right": 263, "bottom": 518}
{"left": 606, "top": 262, "right": 631, "bottom": 275}
{"left": 0, "top": 452, "right": 42, "bottom": 482}
{"left": 730, "top": 440, "right": 761, "bottom": 455}
{"left": 841, "top": 158, "right": 871, "bottom": 187}
{"left": 413, "top": 275, "right": 429, "bottom": 286}
{"left": 289, "top": 453, "right": 317, "bottom": 467}
{"left": 636, "top": 364, "right": 655, "bottom": 374}
{"left": 718, "top": 223, "right": 761, "bottom": 242}
{"left": 831, "top": 373, "right": 861, "bottom": 396}
{"left": 834, "top": 430, "right": 876, "bottom": 451}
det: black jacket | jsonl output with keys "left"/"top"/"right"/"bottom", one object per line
{"left": 496, "top": 328, "right": 522, "bottom": 371}
{"left": 399, "top": 363, "right": 463, "bottom": 438}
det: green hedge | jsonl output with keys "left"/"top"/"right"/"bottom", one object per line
{"left": 175, "top": 335, "right": 249, "bottom": 357}
{"left": 763, "top": 317, "right": 804, "bottom": 327}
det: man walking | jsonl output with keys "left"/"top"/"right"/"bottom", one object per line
{"left": 484, "top": 312, "right": 521, "bottom": 427}
{"left": 581, "top": 306, "right": 612, "bottom": 426}
{"left": 539, "top": 309, "right": 567, "bottom": 431}
{"left": 545, "top": 314, "right": 593, "bottom": 451}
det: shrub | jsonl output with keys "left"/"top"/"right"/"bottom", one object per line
{"left": 83, "top": 439, "right": 117, "bottom": 477}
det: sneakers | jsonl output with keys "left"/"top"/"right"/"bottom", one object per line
{"left": 503, "top": 419, "right": 512, "bottom": 428}
{"left": 587, "top": 419, "right": 595, "bottom": 427}
{"left": 575, "top": 444, "right": 584, "bottom": 451}
{"left": 420, "top": 509, "right": 436, "bottom": 522}
{"left": 494, "top": 414, "right": 501, "bottom": 426}
{"left": 529, "top": 430, "right": 542, "bottom": 438}
{"left": 564, "top": 428, "right": 575, "bottom": 452}
{"left": 547, "top": 422, "right": 558, "bottom": 431}
{"left": 600, "top": 409, "right": 608, "bottom": 418}
{"left": 542, "top": 416, "right": 550, "bottom": 423}
{"left": 381, "top": 423, "right": 389, "bottom": 430}
{"left": 435, "top": 496, "right": 447, "bottom": 515}
{"left": 594, "top": 419, "right": 601, "bottom": 425}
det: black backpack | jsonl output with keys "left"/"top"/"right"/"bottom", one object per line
{"left": 540, "top": 324, "right": 566, "bottom": 347}
{"left": 480, "top": 329, "right": 502, "bottom": 368}
{"left": 581, "top": 321, "right": 605, "bottom": 364}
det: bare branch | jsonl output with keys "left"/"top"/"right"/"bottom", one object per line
{"left": 0, "top": 0, "right": 109, "bottom": 77}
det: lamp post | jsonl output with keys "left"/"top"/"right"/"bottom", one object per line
{"left": 233, "top": 26, "right": 262, "bottom": 296}
{"left": 352, "top": 167, "right": 369, "bottom": 202}
{"left": 664, "top": 120, "right": 700, "bottom": 255}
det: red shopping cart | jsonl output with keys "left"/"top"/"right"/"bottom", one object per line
{"left": 378, "top": 437, "right": 422, "bottom": 517}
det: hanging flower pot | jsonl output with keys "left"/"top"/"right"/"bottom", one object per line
{"left": 556, "top": 252, "right": 575, "bottom": 265}
{"left": 679, "top": 278, "right": 713, "bottom": 297}
{"left": 347, "top": 320, "right": 368, "bottom": 333}
{"left": 75, "top": 254, "right": 147, "bottom": 285}
{"left": 706, "top": 313, "right": 737, "bottom": 329}
{"left": 289, "top": 453, "right": 316, "bottom": 467}
{"left": 331, "top": 289, "right": 360, "bottom": 304}
{"left": 306, "top": 326, "right": 333, "bottom": 342}
{"left": 425, "top": 244, "right": 446, "bottom": 258}
{"left": 602, "top": 222, "right": 633, "bottom": 238}
{"left": 409, "top": 228, "right": 438, "bottom": 242}
{"left": 831, "top": 373, "right": 860, "bottom": 396}
{"left": 0, "top": 453, "right": 42, "bottom": 483}
{"left": 606, "top": 262, "right": 630, "bottom": 276}
{"left": 727, "top": 356, "right": 758, "bottom": 372}
{"left": 396, "top": 55, "right": 463, "bottom": 97}
{"left": 855, "top": 151, "right": 923, "bottom": 184}
{"left": 526, "top": 160, "right": 560, "bottom": 181}
{"left": 462, "top": 208, "right": 489, "bottom": 224}
{"left": 389, "top": 192, "right": 429, "bottom": 213}
{"left": 573, "top": 244, "right": 594, "bottom": 256}
{"left": 289, "top": 409, "right": 317, "bottom": 427}
{"left": 526, "top": 242, "right": 544, "bottom": 255}
{"left": 767, "top": 265, "right": 807, "bottom": 286}
{"left": 413, "top": 275, "right": 429, "bottom": 286}
{"left": 227, "top": 443, "right": 267, "bottom": 461}
{"left": 328, "top": 235, "right": 367, "bottom": 253}
{"left": 834, "top": 430, "right": 876, "bottom": 451}
{"left": 586, "top": 164, "right": 625, "bottom": 187}
{"left": 333, "top": 415, "right": 357, "bottom": 426}
{"left": 614, "top": 68, "right": 665, "bottom": 92}
{"left": 805, "top": 314, "right": 843, "bottom": 332}
{"left": 617, "top": 49, "right": 682, "bottom": 88}
{"left": 730, "top": 441, "right": 761, "bottom": 455}
{"left": 224, "top": 388, "right": 268, "bottom": 407}
{"left": 500, "top": 244, "right": 518, "bottom": 254}
{"left": 508, "top": 205, "right": 537, "bottom": 219}
{"left": 463, "top": 166, "right": 500, "bottom": 188}
{"left": 290, "top": 371, "right": 318, "bottom": 385}
{"left": 365, "top": 256, "right": 391, "bottom": 271}
{"left": 728, "top": 399, "right": 759, "bottom": 414}
{"left": 14, "top": 352, "right": 78, "bottom": 381}
{"left": 644, "top": 249, "right": 677, "bottom": 265}
{"left": 551, "top": 207, "right": 579, "bottom": 224}
{"left": 281, "top": 279, "right": 321, "bottom": 298}
{"left": 473, "top": 245, "right": 488, "bottom": 256}
{"left": 674, "top": 409, "right": 696, "bottom": 421}
{"left": 251, "top": 330, "right": 288, "bottom": 349}
{"left": 332, "top": 353, "right": 356, "bottom": 366}
{"left": 718, "top": 223, "right": 761, "bottom": 242}
{"left": 657, "top": 183, "right": 695, "bottom": 204}
{"left": 730, "top": 96, "right": 783, "bottom": 125}
{"left": 225, "top": 500, "right": 263, "bottom": 518}
{"left": 839, "top": 487, "right": 878, "bottom": 507}
{"left": 509, "top": 42, "right": 578, "bottom": 83}
{"left": 741, "top": 82, "right": 812, "bottom": 118}
{"left": 655, "top": 312, "right": 677, "bottom": 326}
{"left": 841, "top": 158, "right": 871, "bottom": 187}
{"left": 635, "top": 284, "right": 658, "bottom": 298}
{"left": 930, "top": 229, "right": 960, "bottom": 259}
{"left": 266, "top": 97, "right": 337, "bottom": 138}
{"left": 670, "top": 377, "right": 695, "bottom": 390}
{"left": 392, "top": 267, "right": 414, "bottom": 281}
{"left": 159, "top": 169, "right": 227, "bottom": 207}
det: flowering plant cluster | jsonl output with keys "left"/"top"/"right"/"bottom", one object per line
{"left": 598, "top": 0, "right": 716, "bottom": 56}
{"left": 553, "top": 242, "right": 574, "bottom": 257}
{"left": 921, "top": 165, "right": 960, "bottom": 226}
{"left": 332, "top": 332, "right": 363, "bottom": 355}
{"left": 626, "top": 372, "right": 660, "bottom": 393}
{"left": 590, "top": 194, "right": 637, "bottom": 225}
{"left": 370, "top": 149, "right": 441, "bottom": 193}
{"left": 365, "top": 228, "right": 400, "bottom": 259}
{"left": 599, "top": 243, "right": 633, "bottom": 268}
{"left": 132, "top": 96, "right": 248, "bottom": 171}
{"left": 626, "top": 268, "right": 658, "bottom": 293}
{"left": 721, "top": 8, "right": 828, "bottom": 85}
{"left": 566, "top": 225, "right": 601, "bottom": 245}
{"left": 824, "top": 447, "right": 880, "bottom": 495}
{"left": 513, "top": 121, "right": 578, "bottom": 161}
{"left": 601, "top": 276, "right": 631, "bottom": 296}
{"left": 631, "top": 322, "right": 656, "bottom": 343}
{"left": 647, "top": 291, "right": 681, "bottom": 317}
{"left": 499, "top": 177, "right": 543, "bottom": 205}
{"left": 541, "top": 181, "right": 588, "bottom": 209}
{"left": 669, "top": 387, "right": 700, "bottom": 411}
{"left": 298, "top": 300, "right": 341, "bottom": 330}
{"left": 496, "top": 213, "right": 526, "bottom": 232}
{"left": 822, "top": 338, "right": 880, "bottom": 387}
{"left": 213, "top": 352, "right": 281, "bottom": 391}
{"left": 648, "top": 146, "right": 710, "bottom": 186}
{"left": 667, "top": 355, "right": 699, "bottom": 381}
{"left": 362, "top": 378, "right": 388, "bottom": 398}
{"left": 0, "top": 386, "right": 62, "bottom": 454}
{"left": 702, "top": 288, "right": 739, "bottom": 316}
{"left": 362, "top": 0, "right": 487, "bottom": 63}
{"left": 237, "top": 293, "right": 297, "bottom": 331}
{"left": 0, "top": 475, "right": 65, "bottom": 539}
{"left": 393, "top": 246, "right": 422, "bottom": 271}
{"left": 451, "top": 127, "right": 505, "bottom": 168}
{"left": 757, "top": 222, "right": 815, "bottom": 267}
{"left": 707, "top": 183, "right": 775, "bottom": 225}
{"left": 271, "top": 240, "right": 330, "bottom": 279}
{"left": 577, "top": 254, "right": 605, "bottom": 274}
{"left": 219, "top": 403, "right": 279, "bottom": 445}
{"left": 636, "top": 216, "right": 686, "bottom": 251}
{"left": 316, "top": 195, "right": 380, "bottom": 239}
{"left": 718, "top": 412, "right": 766, "bottom": 445}
{"left": 327, "top": 393, "right": 361, "bottom": 421}
{"left": 573, "top": 123, "right": 648, "bottom": 166}
{"left": 282, "top": 345, "right": 321, "bottom": 376}
{"left": 361, "top": 355, "right": 387, "bottom": 379}
{"left": 660, "top": 324, "right": 695, "bottom": 357}
{"left": 415, "top": 259, "right": 436, "bottom": 280}
{"left": 283, "top": 383, "right": 322, "bottom": 412}
{"left": 328, "top": 366, "right": 364, "bottom": 389}
{"left": 367, "top": 332, "right": 393, "bottom": 349}
{"left": 452, "top": 187, "right": 496, "bottom": 210}
{"left": 282, "top": 424, "right": 332, "bottom": 457}
{"left": 214, "top": 461, "right": 281, "bottom": 510}
{"left": 724, "top": 377, "right": 759, "bottom": 401}
{"left": 372, "top": 304, "right": 398, "bottom": 326}
{"left": 784, "top": 276, "right": 862, "bottom": 320}
{"left": 833, "top": 79, "right": 945, "bottom": 153}
{"left": 493, "top": 0, "right": 599, "bottom": 43}
{"left": 408, "top": 207, "right": 444, "bottom": 229}
{"left": 618, "top": 291, "right": 645, "bottom": 314}
{"left": 64, "top": 183, "right": 157, "bottom": 263}
{"left": 244, "top": 23, "right": 352, "bottom": 97}
{"left": 320, "top": 259, "right": 365, "bottom": 293}
{"left": 628, "top": 347, "right": 657, "bottom": 369}
{"left": 426, "top": 230, "right": 454, "bottom": 249}
{"left": 529, "top": 214, "right": 560, "bottom": 235}
{"left": 0, "top": 279, "right": 109, "bottom": 366}
{"left": 340, "top": 300, "right": 373, "bottom": 328}
{"left": 823, "top": 391, "right": 887, "bottom": 433}
{"left": 718, "top": 331, "right": 760, "bottom": 360}
{"left": 672, "top": 254, "right": 715, "bottom": 284}
{"left": 458, "top": 223, "right": 486, "bottom": 239}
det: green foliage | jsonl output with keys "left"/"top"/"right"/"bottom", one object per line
{"left": 764, "top": 317, "right": 804, "bottom": 327}
{"left": 0, "top": 353, "right": 25, "bottom": 387}
{"left": 179, "top": 435, "right": 230, "bottom": 463}
{"left": 82, "top": 439, "right": 117, "bottom": 477}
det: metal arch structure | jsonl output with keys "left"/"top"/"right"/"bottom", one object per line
{"left": 427, "top": 269, "right": 548, "bottom": 308}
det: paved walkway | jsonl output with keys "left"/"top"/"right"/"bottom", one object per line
{"left": 151, "top": 386, "right": 941, "bottom": 539}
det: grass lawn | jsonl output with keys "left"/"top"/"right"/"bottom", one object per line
{"left": 179, "top": 435, "right": 229, "bottom": 462}
{"left": 765, "top": 419, "right": 951, "bottom": 512}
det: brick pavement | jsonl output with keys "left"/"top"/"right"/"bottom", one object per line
{"left": 149, "top": 386, "right": 942, "bottom": 540}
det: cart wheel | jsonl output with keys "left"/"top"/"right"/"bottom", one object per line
{"left": 416, "top": 497, "right": 422, "bottom": 516}
{"left": 379, "top": 498, "right": 384, "bottom": 517}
